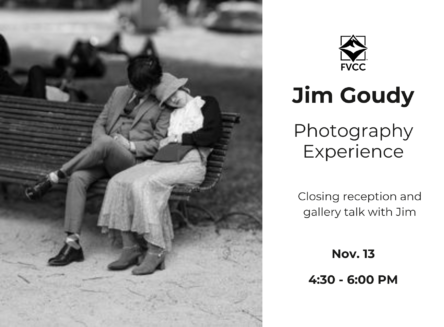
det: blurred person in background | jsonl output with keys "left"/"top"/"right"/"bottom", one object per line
{"left": 96, "top": 32, "right": 159, "bottom": 60}
{"left": 41, "top": 38, "right": 106, "bottom": 79}
{"left": 40, "top": 32, "right": 158, "bottom": 81}
{"left": 0, "top": 33, "right": 85, "bottom": 102}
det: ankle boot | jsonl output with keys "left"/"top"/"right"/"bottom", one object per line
{"left": 108, "top": 246, "right": 142, "bottom": 271}
{"left": 132, "top": 250, "right": 166, "bottom": 275}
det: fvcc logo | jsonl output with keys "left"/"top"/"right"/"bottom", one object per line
{"left": 339, "top": 35, "right": 367, "bottom": 71}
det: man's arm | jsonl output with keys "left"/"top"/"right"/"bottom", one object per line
{"left": 133, "top": 108, "right": 171, "bottom": 158}
{"left": 92, "top": 89, "right": 116, "bottom": 142}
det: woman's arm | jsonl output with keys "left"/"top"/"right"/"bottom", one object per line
{"left": 181, "top": 96, "right": 223, "bottom": 147}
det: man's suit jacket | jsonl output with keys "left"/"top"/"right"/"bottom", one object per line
{"left": 92, "top": 85, "right": 171, "bottom": 159}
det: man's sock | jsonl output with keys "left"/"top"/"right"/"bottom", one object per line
{"left": 66, "top": 233, "right": 81, "bottom": 250}
{"left": 48, "top": 170, "right": 66, "bottom": 184}
{"left": 48, "top": 172, "right": 59, "bottom": 184}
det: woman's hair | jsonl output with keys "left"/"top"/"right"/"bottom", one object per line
{"left": 127, "top": 55, "right": 162, "bottom": 92}
{"left": 179, "top": 86, "right": 191, "bottom": 94}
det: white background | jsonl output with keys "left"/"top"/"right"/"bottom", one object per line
{"left": 264, "top": 1, "right": 444, "bottom": 326}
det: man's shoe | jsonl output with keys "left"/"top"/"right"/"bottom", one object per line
{"left": 25, "top": 175, "right": 53, "bottom": 200}
{"left": 48, "top": 243, "right": 84, "bottom": 266}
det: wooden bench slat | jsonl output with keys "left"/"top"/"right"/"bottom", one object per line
{"left": 222, "top": 123, "right": 234, "bottom": 128}
{"left": 0, "top": 127, "right": 91, "bottom": 143}
{"left": 0, "top": 172, "right": 46, "bottom": 183}
{"left": 0, "top": 137, "right": 85, "bottom": 151}
{"left": 207, "top": 163, "right": 224, "bottom": 170}
{"left": 220, "top": 114, "right": 240, "bottom": 123}
{"left": 0, "top": 131, "right": 90, "bottom": 146}
{"left": 0, "top": 117, "right": 92, "bottom": 133}
{"left": 200, "top": 179, "right": 219, "bottom": 188}
{"left": 0, "top": 95, "right": 240, "bottom": 208}
{"left": 0, "top": 150, "right": 66, "bottom": 164}
{"left": 0, "top": 175, "right": 35, "bottom": 184}
{"left": 0, "top": 95, "right": 103, "bottom": 111}
{"left": 0, "top": 106, "right": 100, "bottom": 120}
{"left": 0, "top": 143, "right": 76, "bottom": 157}
{"left": 0, "top": 98, "right": 102, "bottom": 111}
{"left": 0, "top": 168, "right": 51, "bottom": 179}
{"left": 221, "top": 131, "right": 232, "bottom": 139}
{"left": 206, "top": 166, "right": 223, "bottom": 174}
{"left": 207, "top": 155, "right": 225, "bottom": 162}
{"left": 211, "top": 149, "right": 227, "bottom": 156}
{"left": 215, "top": 137, "right": 231, "bottom": 145}
{"left": 213, "top": 143, "right": 228, "bottom": 150}
{"left": 0, "top": 112, "right": 96, "bottom": 127}
{"left": 0, "top": 157, "right": 54, "bottom": 169}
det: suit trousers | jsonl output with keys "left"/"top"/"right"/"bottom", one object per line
{"left": 61, "top": 135, "right": 137, "bottom": 234}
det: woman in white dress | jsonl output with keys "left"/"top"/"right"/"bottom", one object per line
{"left": 98, "top": 73, "right": 223, "bottom": 275}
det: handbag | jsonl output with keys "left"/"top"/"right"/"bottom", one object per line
{"left": 153, "top": 144, "right": 195, "bottom": 162}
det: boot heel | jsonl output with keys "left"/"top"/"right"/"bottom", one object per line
{"left": 132, "top": 250, "right": 166, "bottom": 275}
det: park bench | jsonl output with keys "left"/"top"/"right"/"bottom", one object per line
{"left": 0, "top": 95, "right": 240, "bottom": 225}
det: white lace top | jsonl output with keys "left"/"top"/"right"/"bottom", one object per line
{"left": 167, "top": 96, "right": 205, "bottom": 137}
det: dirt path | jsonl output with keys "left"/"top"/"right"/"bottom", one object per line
{"left": 0, "top": 195, "right": 262, "bottom": 326}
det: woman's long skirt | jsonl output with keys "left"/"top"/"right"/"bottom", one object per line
{"left": 98, "top": 149, "right": 206, "bottom": 251}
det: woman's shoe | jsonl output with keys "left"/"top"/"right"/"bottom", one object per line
{"left": 108, "top": 246, "right": 142, "bottom": 271}
{"left": 132, "top": 250, "right": 166, "bottom": 275}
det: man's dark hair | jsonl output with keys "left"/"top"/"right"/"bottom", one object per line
{"left": 127, "top": 55, "right": 162, "bottom": 92}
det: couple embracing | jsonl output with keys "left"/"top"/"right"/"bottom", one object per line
{"left": 25, "top": 55, "right": 222, "bottom": 276}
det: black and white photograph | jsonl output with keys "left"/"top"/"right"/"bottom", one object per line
{"left": 0, "top": 0, "right": 262, "bottom": 325}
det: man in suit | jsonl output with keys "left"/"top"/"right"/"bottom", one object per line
{"left": 25, "top": 55, "right": 171, "bottom": 266}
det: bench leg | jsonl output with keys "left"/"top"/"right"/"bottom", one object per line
{"left": 186, "top": 203, "right": 218, "bottom": 222}
{"left": 170, "top": 200, "right": 196, "bottom": 229}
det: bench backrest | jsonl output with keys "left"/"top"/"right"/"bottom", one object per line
{"left": 0, "top": 95, "right": 240, "bottom": 192}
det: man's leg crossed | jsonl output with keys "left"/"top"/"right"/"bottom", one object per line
{"left": 62, "top": 135, "right": 136, "bottom": 176}
{"left": 26, "top": 135, "right": 136, "bottom": 200}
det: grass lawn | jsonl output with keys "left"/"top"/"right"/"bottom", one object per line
{"left": 2, "top": 10, "right": 262, "bottom": 224}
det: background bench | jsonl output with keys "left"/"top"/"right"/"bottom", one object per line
{"left": 0, "top": 95, "right": 240, "bottom": 224}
